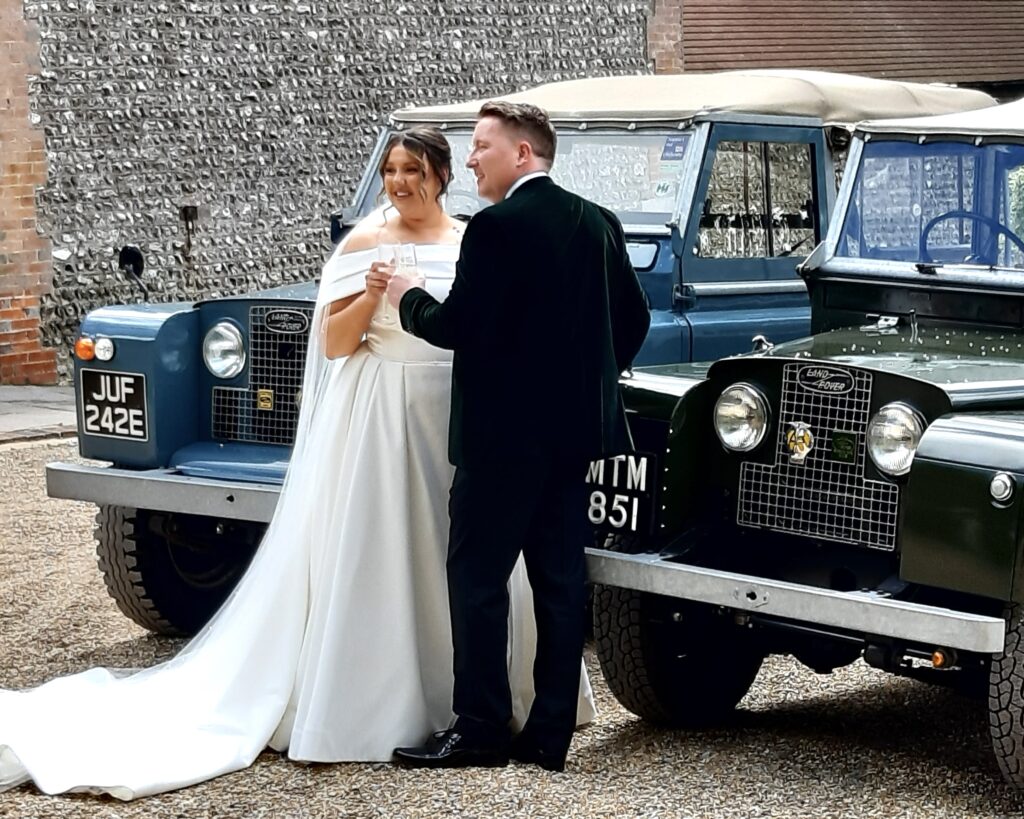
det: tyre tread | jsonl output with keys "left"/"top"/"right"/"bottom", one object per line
{"left": 990, "top": 603, "right": 1024, "bottom": 787}
{"left": 94, "top": 505, "right": 181, "bottom": 636}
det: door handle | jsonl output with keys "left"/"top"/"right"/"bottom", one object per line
{"left": 673, "top": 283, "right": 696, "bottom": 310}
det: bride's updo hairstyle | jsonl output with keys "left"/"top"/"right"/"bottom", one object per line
{"left": 378, "top": 125, "right": 453, "bottom": 204}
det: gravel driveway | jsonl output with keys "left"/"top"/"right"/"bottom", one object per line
{"left": 1, "top": 439, "right": 1023, "bottom": 818}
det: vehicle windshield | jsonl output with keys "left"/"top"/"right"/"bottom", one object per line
{"left": 838, "top": 139, "right": 1024, "bottom": 270}
{"left": 366, "top": 129, "right": 692, "bottom": 227}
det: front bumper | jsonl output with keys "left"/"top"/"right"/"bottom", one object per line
{"left": 47, "top": 461, "right": 1008, "bottom": 655}
{"left": 46, "top": 461, "right": 279, "bottom": 523}
{"left": 586, "top": 549, "right": 1006, "bottom": 654}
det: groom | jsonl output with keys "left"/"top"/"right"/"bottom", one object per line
{"left": 388, "top": 101, "right": 650, "bottom": 771}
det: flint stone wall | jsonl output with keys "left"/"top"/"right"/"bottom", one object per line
{"left": 26, "top": 1, "right": 652, "bottom": 378}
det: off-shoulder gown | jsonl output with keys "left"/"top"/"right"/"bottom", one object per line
{"left": 0, "top": 242, "right": 595, "bottom": 800}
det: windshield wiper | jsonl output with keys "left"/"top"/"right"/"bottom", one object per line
{"left": 778, "top": 235, "right": 813, "bottom": 258}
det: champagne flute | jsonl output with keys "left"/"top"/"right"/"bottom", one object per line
{"left": 377, "top": 242, "right": 417, "bottom": 323}
{"left": 376, "top": 243, "right": 399, "bottom": 323}
{"left": 393, "top": 243, "right": 417, "bottom": 278}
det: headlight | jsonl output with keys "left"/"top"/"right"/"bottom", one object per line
{"left": 714, "top": 383, "right": 769, "bottom": 452}
{"left": 94, "top": 337, "right": 115, "bottom": 361}
{"left": 203, "top": 321, "right": 246, "bottom": 379}
{"left": 867, "top": 402, "right": 924, "bottom": 476}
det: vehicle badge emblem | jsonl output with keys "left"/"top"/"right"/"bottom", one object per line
{"left": 257, "top": 389, "right": 274, "bottom": 411}
{"left": 265, "top": 309, "right": 310, "bottom": 334}
{"left": 831, "top": 431, "right": 857, "bottom": 464}
{"left": 796, "top": 365, "right": 855, "bottom": 396}
{"left": 786, "top": 421, "right": 814, "bottom": 463}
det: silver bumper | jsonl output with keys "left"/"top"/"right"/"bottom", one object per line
{"left": 47, "top": 462, "right": 1007, "bottom": 655}
{"left": 586, "top": 549, "right": 1006, "bottom": 654}
{"left": 46, "top": 461, "right": 280, "bottom": 523}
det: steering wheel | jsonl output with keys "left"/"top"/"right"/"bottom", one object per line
{"left": 919, "top": 209, "right": 1024, "bottom": 264}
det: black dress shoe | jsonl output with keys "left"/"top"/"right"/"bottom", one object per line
{"left": 393, "top": 729, "right": 509, "bottom": 769}
{"left": 509, "top": 734, "right": 567, "bottom": 773}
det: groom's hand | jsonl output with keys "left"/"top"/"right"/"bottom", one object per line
{"left": 386, "top": 270, "right": 425, "bottom": 308}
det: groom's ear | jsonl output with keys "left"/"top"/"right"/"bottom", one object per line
{"left": 516, "top": 139, "right": 534, "bottom": 166}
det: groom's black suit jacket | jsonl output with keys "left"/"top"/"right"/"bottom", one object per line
{"left": 400, "top": 175, "right": 650, "bottom": 470}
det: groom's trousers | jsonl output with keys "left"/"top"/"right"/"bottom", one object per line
{"left": 446, "top": 456, "right": 589, "bottom": 754}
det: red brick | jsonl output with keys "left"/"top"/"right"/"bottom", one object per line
{"left": 0, "top": 362, "right": 56, "bottom": 385}
{"left": 21, "top": 365, "right": 58, "bottom": 385}
{"left": 26, "top": 349, "right": 55, "bottom": 364}
{"left": 1, "top": 273, "right": 41, "bottom": 289}
{"left": 649, "top": 0, "right": 683, "bottom": 73}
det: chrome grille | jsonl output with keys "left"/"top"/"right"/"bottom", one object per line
{"left": 737, "top": 363, "right": 900, "bottom": 550}
{"left": 212, "top": 305, "right": 314, "bottom": 445}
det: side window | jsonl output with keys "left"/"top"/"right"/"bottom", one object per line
{"left": 696, "top": 140, "right": 815, "bottom": 260}
{"left": 769, "top": 143, "right": 816, "bottom": 258}
{"left": 1003, "top": 165, "right": 1024, "bottom": 268}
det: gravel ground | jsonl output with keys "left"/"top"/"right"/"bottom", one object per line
{"left": 2, "top": 439, "right": 1024, "bottom": 818}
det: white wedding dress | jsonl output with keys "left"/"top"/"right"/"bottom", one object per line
{"left": 0, "top": 241, "right": 595, "bottom": 799}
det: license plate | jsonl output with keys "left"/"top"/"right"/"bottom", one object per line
{"left": 585, "top": 452, "right": 656, "bottom": 534}
{"left": 80, "top": 369, "right": 148, "bottom": 441}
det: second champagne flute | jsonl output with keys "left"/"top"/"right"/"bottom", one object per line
{"left": 380, "top": 243, "right": 417, "bottom": 324}
{"left": 376, "top": 243, "right": 400, "bottom": 323}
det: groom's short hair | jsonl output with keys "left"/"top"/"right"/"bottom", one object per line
{"left": 478, "top": 101, "right": 557, "bottom": 166}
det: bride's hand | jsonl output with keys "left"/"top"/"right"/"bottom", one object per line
{"left": 365, "top": 261, "right": 393, "bottom": 295}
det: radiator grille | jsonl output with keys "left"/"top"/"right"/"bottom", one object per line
{"left": 212, "top": 305, "right": 314, "bottom": 445}
{"left": 737, "top": 364, "right": 900, "bottom": 550}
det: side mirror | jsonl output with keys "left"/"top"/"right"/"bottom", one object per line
{"left": 117, "top": 245, "right": 148, "bottom": 300}
{"left": 330, "top": 206, "right": 360, "bottom": 246}
{"left": 118, "top": 245, "right": 144, "bottom": 279}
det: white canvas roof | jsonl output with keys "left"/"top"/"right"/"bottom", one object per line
{"left": 857, "top": 97, "right": 1024, "bottom": 139}
{"left": 392, "top": 70, "right": 996, "bottom": 128}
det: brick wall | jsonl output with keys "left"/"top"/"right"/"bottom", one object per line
{"left": 0, "top": 1, "right": 55, "bottom": 384}
{"left": 679, "top": 0, "right": 1024, "bottom": 84}
{"left": 648, "top": 0, "right": 683, "bottom": 73}
{"left": 9, "top": 0, "right": 653, "bottom": 383}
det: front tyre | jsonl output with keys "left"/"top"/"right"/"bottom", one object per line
{"left": 989, "top": 603, "right": 1024, "bottom": 788}
{"left": 593, "top": 535, "right": 763, "bottom": 727}
{"left": 94, "top": 505, "right": 263, "bottom": 636}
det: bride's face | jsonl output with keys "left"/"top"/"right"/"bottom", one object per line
{"left": 382, "top": 144, "right": 443, "bottom": 217}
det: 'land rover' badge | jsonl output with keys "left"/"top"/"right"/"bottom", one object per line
{"left": 797, "top": 365, "right": 854, "bottom": 396}
{"left": 786, "top": 422, "right": 814, "bottom": 463}
{"left": 265, "top": 309, "right": 310, "bottom": 334}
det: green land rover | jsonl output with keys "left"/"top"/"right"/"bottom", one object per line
{"left": 587, "top": 98, "right": 1024, "bottom": 789}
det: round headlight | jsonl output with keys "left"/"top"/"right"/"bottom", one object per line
{"left": 203, "top": 321, "right": 245, "bottom": 379}
{"left": 93, "top": 337, "right": 115, "bottom": 361}
{"left": 867, "top": 402, "right": 924, "bottom": 476}
{"left": 715, "top": 383, "right": 769, "bottom": 452}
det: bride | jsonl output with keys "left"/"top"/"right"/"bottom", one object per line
{"left": 0, "top": 125, "right": 594, "bottom": 800}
